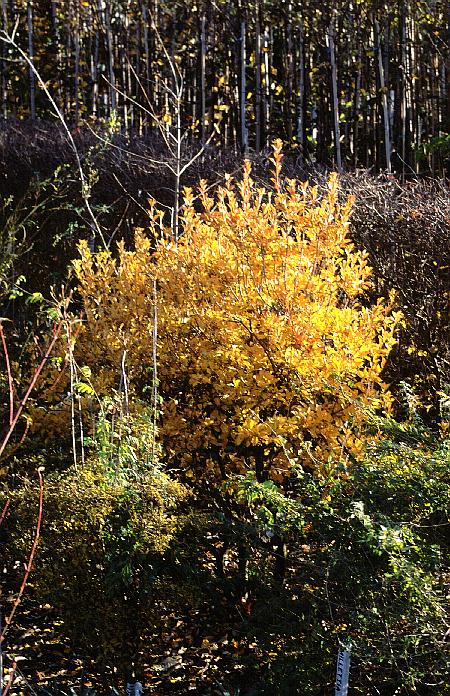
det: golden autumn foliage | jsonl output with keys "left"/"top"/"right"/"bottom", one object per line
{"left": 74, "top": 142, "right": 400, "bottom": 483}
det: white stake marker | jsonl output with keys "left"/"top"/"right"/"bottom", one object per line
{"left": 335, "top": 645, "right": 351, "bottom": 696}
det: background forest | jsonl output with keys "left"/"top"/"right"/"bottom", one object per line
{"left": 0, "top": 0, "right": 449, "bottom": 173}
{"left": 0, "top": 1, "right": 449, "bottom": 696}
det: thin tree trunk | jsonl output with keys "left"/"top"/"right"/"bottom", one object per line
{"left": 173, "top": 78, "right": 183, "bottom": 242}
{"left": 153, "top": 0, "right": 161, "bottom": 117}
{"left": 104, "top": 0, "right": 116, "bottom": 113}
{"left": 328, "top": 13, "right": 342, "bottom": 171}
{"left": 141, "top": 2, "right": 150, "bottom": 131}
{"left": 413, "top": 17, "right": 421, "bottom": 172}
{"left": 27, "top": 0, "right": 36, "bottom": 119}
{"left": 445, "top": 5, "right": 450, "bottom": 153}
{"left": 50, "top": 1, "right": 64, "bottom": 111}
{"left": 240, "top": 19, "right": 248, "bottom": 152}
{"left": 263, "top": 22, "right": 270, "bottom": 144}
{"left": 296, "top": 20, "right": 305, "bottom": 157}
{"left": 200, "top": 13, "right": 206, "bottom": 144}
{"left": 1, "top": 0, "right": 7, "bottom": 117}
{"left": 92, "top": 30, "right": 99, "bottom": 117}
{"left": 134, "top": 3, "right": 141, "bottom": 127}
{"left": 124, "top": 7, "right": 133, "bottom": 129}
{"left": 142, "top": 1, "right": 150, "bottom": 87}
{"left": 122, "top": 54, "right": 128, "bottom": 130}
{"left": 65, "top": 2, "right": 72, "bottom": 115}
{"left": 353, "top": 46, "right": 362, "bottom": 167}
{"left": 375, "top": 18, "right": 391, "bottom": 172}
{"left": 74, "top": 2, "right": 80, "bottom": 124}
{"left": 400, "top": 2, "right": 410, "bottom": 178}
{"left": 255, "top": 2, "right": 261, "bottom": 153}
{"left": 285, "top": 1, "right": 294, "bottom": 141}
{"left": 384, "top": 17, "right": 395, "bottom": 166}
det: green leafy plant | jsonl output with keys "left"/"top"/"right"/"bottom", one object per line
{"left": 230, "top": 408, "right": 450, "bottom": 695}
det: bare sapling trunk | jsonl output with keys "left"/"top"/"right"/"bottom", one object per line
{"left": 255, "top": 4, "right": 261, "bottom": 153}
{"left": 328, "top": 12, "right": 342, "bottom": 171}
{"left": 375, "top": 18, "right": 392, "bottom": 172}
{"left": 240, "top": 19, "right": 248, "bottom": 152}
{"left": 27, "top": 0, "right": 36, "bottom": 119}
{"left": 1, "top": 0, "right": 7, "bottom": 117}
{"left": 104, "top": 0, "right": 116, "bottom": 113}
{"left": 297, "top": 20, "right": 305, "bottom": 158}
{"left": 74, "top": 2, "right": 80, "bottom": 124}
{"left": 263, "top": 22, "right": 270, "bottom": 143}
{"left": 200, "top": 13, "right": 206, "bottom": 144}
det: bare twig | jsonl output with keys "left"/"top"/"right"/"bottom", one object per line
{"left": 1, "top": 658, "right": 16, "bottom": 696}
{"left": 0, "top": 468, "right": 44, "bottom": 643}
{"left": 0, "top": 323, "right": 61, "bottom": 461}
{"left": 0, "top": 500, "right": 10, "bottom": 527}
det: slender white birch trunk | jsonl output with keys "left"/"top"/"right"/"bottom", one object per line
{"left": 375, "top": 18, "right": 391, "bottom": 172}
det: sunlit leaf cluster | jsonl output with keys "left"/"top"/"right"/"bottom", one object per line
{"left": 74, "top": 143, "right": 400, "bottom": 483}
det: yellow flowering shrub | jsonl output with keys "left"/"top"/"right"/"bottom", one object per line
{"left": 74, "top": 142, "right": 400, "bottom": 483}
